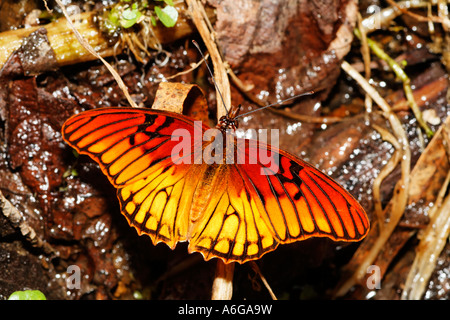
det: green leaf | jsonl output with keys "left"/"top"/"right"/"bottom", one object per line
{"left": 8, "top": 290, "right": 47, "bottom": 300}
{"left": 120, "top": 8, "right": 142, "bottom": 28}
{"left": 133, "top": 290, "right": 143, "bottom": 300}
{"left": 154, "top": 5, "right": 178, "bottom": 28}
{"left": 107, "top": 7, "right": 121, "bottom": 26}
{"left": 122, "top": 8, "right": 137, "bottom": 20}
{"left": 150, "top": 15, "right": 157, "bottom": 27}
{"left": 155, "top": 0, "right": 174, "bottom": 6}
{"left": 103, "top": 18, "right": 119, "bottom": 33}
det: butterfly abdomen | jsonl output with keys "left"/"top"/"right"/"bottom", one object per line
{"left": 187, "top": 164, "right": 225, "bottom": 227}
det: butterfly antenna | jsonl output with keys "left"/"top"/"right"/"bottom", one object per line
{"left": 234, "top": 91, "right": 315, "bottom": 119}
{"left": 192, "top": 40, "right": 229, "bottom": 114}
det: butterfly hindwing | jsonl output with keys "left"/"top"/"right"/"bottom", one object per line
{"left": 118, "top": 162, "right": 198, "bottom": 248}
{"left": 187, "top": 164, "right": 279, "bottom": 262}
{"left": 237, "top": 141, "right": 369, "bottom": 244}
{"left": 186, "top": 139, "right": 369, "bottom": 263}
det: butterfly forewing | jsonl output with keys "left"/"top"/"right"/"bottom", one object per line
{"left": 62, "top": 108, "right": 207, "bottom": 186}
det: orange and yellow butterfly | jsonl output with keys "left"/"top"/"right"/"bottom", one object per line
{"left": 61, "top": 107, "right": 369, "bottom": 263}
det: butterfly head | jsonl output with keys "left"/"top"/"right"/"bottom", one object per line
{"left": 217, "top": 115, "right": 238, "bottom": 131}
{"left": 217, "top": 104, "right": 241, "bottom": 131}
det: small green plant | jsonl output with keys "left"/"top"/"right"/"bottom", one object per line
{"left": 8, "top": 290, "right": 47, "bottom": 300}
{"left": 153, "top": 0, "right": 178, "bottom": 27}
{"left": 103, "top": 0, "right": 178, "bottom": 34}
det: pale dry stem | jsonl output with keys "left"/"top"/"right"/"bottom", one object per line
{"left": 357, "top": 13, "right": 373, "bottom": 114}
{"left": 360, "top": 0, "right": 448, "bottom": 34}
{"left": 371, "top": 124, "right": 402, "bottom": 228}
{"left": 250, "top": 262, "right": 277, "bottom": 300}
{"left": 186, "top": 0, "right": 231, "bottom": 120}
{"left": 401, "top": 177, "right": 450, "bottom": 299}
{"left": 336, "top": 61, "right": 411, "bottom": 297}
{"left": 160, "top": 53, "right": 209, "bottom": 82}
{"left": 401, "top": 120, "right": 450, "bottom": 299}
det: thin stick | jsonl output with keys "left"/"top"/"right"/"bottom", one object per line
{"left": 53, "top": 0, "right": 138, "bottom": 108}
{"left": 250, "top": 262, "right": 277, "bottom": 300}
{"left": 437, "top": 0, "right": 450, "bottom": 32}
{"left": 357, "top": 13, "right": 373, "bottom": 114}
{"left": 360, "top": 0, "right": 445, "bottom": 34}
{"left": 192, "top": 40, "right": 228, "bottom": 115}
{"left": 371, "top": 124, "right": 402, "bottom": 228}
{"left": 402, "top": 182, "right": 450, "bottom": 299}
{"left": 186, "top": 0, "right": 231, "bottom": 119}
{"left": 160, "top": 53, "right": 210, "bottom": 82}
{"left": 385, "top": 0, "right": 450, "bottom": 27}
{"left": 402, "top": 121, "right": 450, "bottom": 299}
{"left": 225, "top": 62, "right": 254, "bottom": 92}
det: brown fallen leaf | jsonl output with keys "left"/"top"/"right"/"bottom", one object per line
{"left": 211, "top": 0, "right": 358, "bottom": 105}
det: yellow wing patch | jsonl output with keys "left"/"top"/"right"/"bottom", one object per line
{"left": 188, "top": 165, "right": 279, "bottom": 263}
{"left": 118, "top": 162, "right": 194, "bottom": 248}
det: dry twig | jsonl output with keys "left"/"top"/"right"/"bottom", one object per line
{"left": 385, "top": 0, "right": 450, "bottom": 28}
{"left": 357, "top": 14, "right": 373, "bottom": 114}
{"left": 336, "top": 61, "right": 411, "bottom": 297}
{"left": 371, "top": 124, "right": 402, "bottom": 228}
{"left": 250, "top": 262, "right": 277, "bottom": 300}
{"left": 401, "top": 172, "right": 450, "bottom": 299}
{"left": 360, "top": 0, "right": 447, "bottom": 34}
{"left": 401, "top": 118, "right": 450, "bottom": 300}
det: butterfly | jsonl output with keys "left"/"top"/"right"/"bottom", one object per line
{"left": 61, "top": 106, "right": 369, "bottom": 264}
